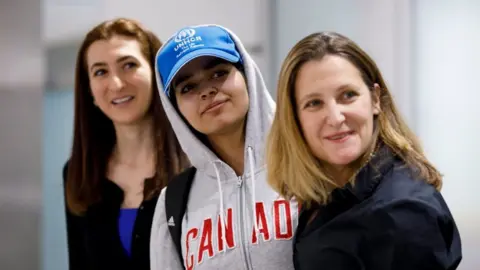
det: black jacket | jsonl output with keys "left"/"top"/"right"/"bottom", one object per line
{"left": 63, "top": 163, "right": 158, "bottom": 270}
{"left": 293, "top": 146, "right": 462, "bottom": 270}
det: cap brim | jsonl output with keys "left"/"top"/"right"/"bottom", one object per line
{"left": 164, "top": 48, "right": 240, "bottom": 96}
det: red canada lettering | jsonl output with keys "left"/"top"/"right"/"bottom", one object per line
{"left": 184, "top": 201, "right": 298, "bottom": 268}
{"left": 197, "top": 218, "right": 214, "bottom": 264}
{"left": 252, "top": 202, "right": 270, "bottom": 244}
{"left": 217, "top": 208, "right": 235, "bottom": 251}
{"left": 274, "top": 200, "right": 293, "bottom": 239}
{"left": 185, "top": 228, "right": 199, "bottom": 270}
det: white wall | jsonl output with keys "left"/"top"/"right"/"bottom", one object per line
{"left": 43, "top": 0, "right": 273, "bottom": 89}
{"left": 1, "top": 1, "right": 45, "bottom": 90}
{"left": 272, "top": 0, "right": 414, "bottom": 125}
{"left": 413, "top": 1, "right": 480, "bottom": 268}
{"left": 43, "top": 0, "right": 263, "bottom": 46}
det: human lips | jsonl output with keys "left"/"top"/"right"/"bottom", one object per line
{"left": 111, "top": 95, "right": 134, "bottom": 105}
{"left": 324, "top": 131, "right": 355, "bottom": 142}
{"left": 202, "top": 99, "right": 227, "bottom": 114}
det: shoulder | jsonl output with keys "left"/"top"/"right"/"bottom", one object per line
{"left": 374, "top": 163, "right": 443, "bottom": 208}
{"left": 62, "top": 160, "right": 70, "bottom": 184}
{"left": 363, "top": 195, "right": 462, "bottom": 268}
{"left": 150, "top": 185, "right": 168, "bottom": 232}
{"left": 152, "top": 166, "right": 196, "bottom": 225}
{"left": 366, "top": 190, "right": 460, "bottom": 254}
{"left": 357, "top": 160, "right": 454, "bottom": 230}
{"left": 163, "top": 166, "right": 196, "bottom": 204}
{"left": 369, "top": 195, "right": 454, "bottom": 231}
{"left": 362, "top": 163, "right": 460, "bottom": 251}
{"left": 158, "top": 184, "right": 168, "bottom": 206}
{"left": 62, "top": 160, "right": 76, "bottom": 215}
{"left": 370, "top": 163, "right": 455, "bottom": 230}
{"left": 153, "top": 176, "right": 179, "bottom": 215}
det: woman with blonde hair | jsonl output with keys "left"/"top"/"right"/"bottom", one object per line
{"left": 266, "top": 31, "right": 462, "bottom": 269}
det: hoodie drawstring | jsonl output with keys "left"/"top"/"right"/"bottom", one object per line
{"left": 212, "top": 146, "right": 257, "bottom": 252}
{"left": 247, "top": 146, "right": 258, "bottom": 237}
{"left": 212, "top": 161, "right": 227, "bottom": 252}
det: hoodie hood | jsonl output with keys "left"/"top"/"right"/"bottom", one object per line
{"left": 155, "top": 24, "right": 275, "bottom": 180}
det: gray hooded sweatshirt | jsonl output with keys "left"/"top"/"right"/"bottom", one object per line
{"left": 150, "top": 25, "right": 299, "bottom": 270}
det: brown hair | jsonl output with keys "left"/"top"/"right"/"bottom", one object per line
{"left": 66, "top": 18, "right": 190, "bottom": 215}
{"left": 266, "top": 32, "right": 442, "bottom": 208}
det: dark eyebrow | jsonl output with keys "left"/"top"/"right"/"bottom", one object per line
{"left": 89, "top": 55, "right": 135, "bottom": 72}
{"left": 173, "top": 58, "right": 228, "bottom": 88}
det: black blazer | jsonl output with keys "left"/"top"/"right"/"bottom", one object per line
{"left": 293, "top": 145, "right": 462, "bottom": 270}
{"left": 63, "top": 163, "right": 158, "bottom": 270}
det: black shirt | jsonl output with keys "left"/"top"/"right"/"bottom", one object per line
{"left": 63, "top": 163, "right": 158, "bottom": 270}
{"left": 293, "top": 146, "right": 462, "bottom": 270}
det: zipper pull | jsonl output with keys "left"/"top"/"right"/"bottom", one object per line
{"left": 237, "top": 176, "right": 243, "bottom": 187}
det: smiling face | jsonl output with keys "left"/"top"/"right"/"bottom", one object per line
{"left": 295, "top": 55, "right": 380, "bottom": 173}
{"left": 171, "top": 56, "right": 249, "bottom": 136}
{"left": 86, "top": 35, "right": 153, "bottom": 125}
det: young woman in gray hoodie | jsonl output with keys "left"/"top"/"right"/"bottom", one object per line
{"left": 150, "top": 24, "right": 299, "bottom": 270}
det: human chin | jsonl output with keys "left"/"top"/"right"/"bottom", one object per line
{"left": 324, "top": 138, "right": 363, "bottom": 166}
{"left": 108, "top": 107, "right": 149, "bottom": 126}
{"left": 111, "top": 115, "right": 141, "bottom": 126}
{"left": 202, "top": 113, "right": 243, "bottom": 135}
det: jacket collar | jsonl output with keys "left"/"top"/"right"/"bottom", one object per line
{"left": 294, "top": 143, "right": 398, "bottom": 243}
{"left": 330, "top": 143, "right": 397, "bottom": 204}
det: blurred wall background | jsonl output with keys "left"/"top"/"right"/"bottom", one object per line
{"left": 0, "top": 0, "right": 477, "bottom": 269}
{"left": 0, "top": 1, "right": 44, "bottom": 270}
{"left": 412, "top": 1, "right": 480, "bottom": 267}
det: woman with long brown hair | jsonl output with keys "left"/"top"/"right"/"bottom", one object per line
{"left": 63, "top": 18, "right": 189, "bottom": 270}
{"left": 266, "top": 32, "right": 462, "bottom": 269}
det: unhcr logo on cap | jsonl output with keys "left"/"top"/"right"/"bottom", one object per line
{"left": 156, "top": 25, "right": 241, "bottom": 95}
{"left": 173, "top": 28, "right": 204, "bottom": 54}
{"left": 174, "top": 28, "right": 196, "bottom": 43}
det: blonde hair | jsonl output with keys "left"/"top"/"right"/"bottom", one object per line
{"left": 266, "top": 32, "right": 442, "bottom": 208}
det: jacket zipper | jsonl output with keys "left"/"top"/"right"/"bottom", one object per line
{"left": 237, "top": 176, "right": 252, "bottom": 270}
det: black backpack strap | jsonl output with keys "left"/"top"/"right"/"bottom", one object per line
{"left": 165, "top": 167, "right": 197, "bottom": 268}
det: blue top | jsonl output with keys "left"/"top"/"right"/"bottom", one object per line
{"left": 118, "top": 208, "right": 139, "bottom": 256}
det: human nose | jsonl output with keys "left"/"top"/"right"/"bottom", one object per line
{"left": 107, "top": 73, "right": 125, "bottom": 92}
{"left": 199, "top": 83, "right": 218, "bottom": 100}
{"left": 325, "top": 102, "right": 345, "bottom": 127}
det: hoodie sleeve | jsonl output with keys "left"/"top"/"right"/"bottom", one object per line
{"left": 150, "top": 187, "right": 184, "bottom": 270}
{"left": 364, "top": 198, "right": 463, "bottom": 270}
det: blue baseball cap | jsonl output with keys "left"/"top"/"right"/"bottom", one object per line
{"left": 156, "top": 25, "right": 242, "bottom": 97}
